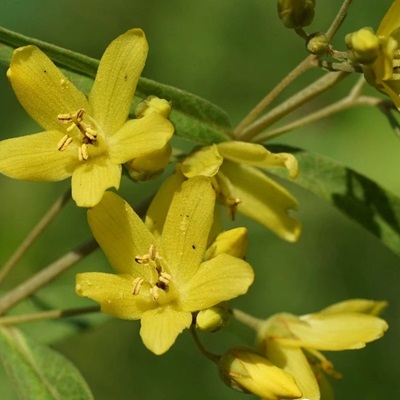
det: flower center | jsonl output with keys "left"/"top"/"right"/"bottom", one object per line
{"left": 133, "top": 245, "right": 172, "bottom": 301}
{"left": 56, "top": 109, "right": 102, "bottom": 161}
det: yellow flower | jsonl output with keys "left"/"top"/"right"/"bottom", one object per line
{"left": 218, "top": 347, "right": 302, "bottom": 400}
{"left": 76, "top": 177, "right": 254, "bottom": 355}
{"left": 363, "top": 0, "right": 400, "bottom": 108}
{"left": 146, "top": 141, "right": 301, "bottom": 242}
{"left": 0, "top": 29, "right": 174, "bottom": 207}
{"left": 256, "top": 299, "right": 388, "bottom": 400}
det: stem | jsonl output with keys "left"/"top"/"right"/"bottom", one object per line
{"left": 190, "top": 325, "right": 220, "bottom": 363}
{"left": 0, "top": 239, "right": 98, "bottom": 316}
{"left": 0, "top": 305, "right": 99, "bottom": 326}
{"left": 255, "top": 95, "right": 381, "bottom": 142}
{"left": 254, "top": 76, "right": 374, "bottom": 142}
{"left": 0, "top": 189, "right": 72, "bottom": 284}
{"left": 233, "top": 55, "right": 318, "bottom": 137}
{"left": 239, "top": 71, "right": 349, "bottom": 142}
{"left": 231, "top": 309, "right": 262, "bottom": 331}
{"left": 325, "top": 0, "right": 353, "bottom": 42}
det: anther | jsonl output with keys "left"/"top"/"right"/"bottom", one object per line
{"left": 132, "top": 277, "right": 144, "bottom": 295}
{"left": 57, "top": 135, "right": 73, "bottom": 151}
{"left": 159, "top": 271, "right": 171, "bottom": 285}
{"left": 78, "top": 144, "right": 89, "bottom": 161}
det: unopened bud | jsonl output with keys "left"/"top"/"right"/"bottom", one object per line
{"left": 306, "top": 32, "right": 329, "bottom": 55}
{"left": 277, "top": 0, "right": 315, "bottom": 29}
{"left": 345, "top": 28, "right": 380, "bottom": 64}
{"left": 125, "top": 144, "right": 172, "bottom": 181}
{"left": 135, "top": 95, "right": 171, "bottom": 118}
{"left": 196, "top": 303, "right": 230, "bottom": 332}
{"left": 204, "top": 227, "right": 248, "bottom": 260}
{"left": 218, "top": 348, "right": 302, "bottom": 399}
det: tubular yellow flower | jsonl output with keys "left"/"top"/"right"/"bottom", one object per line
{"left": 256, "top": 299, "right": 388, "bottom": 400}
{"left": 146, "top": 141, "right": 301, "bottom": 242}
{"left": 362, "top": 0, "right": 400, "bottom": 108}
{"left": 76, "top": 177, "right": 254, "bottom": 355}
{"left": 0, "top": 29, "right": 174, "bottom": 207}
{"left": 218, "top": 347, "right": 302, "bottom": 399}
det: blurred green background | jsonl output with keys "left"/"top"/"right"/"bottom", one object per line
{"left": 0, "top": 0, "right": 399, "bottom": 399}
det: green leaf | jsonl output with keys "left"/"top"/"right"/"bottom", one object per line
{"left": 269, "top": 145, "right": 400, "bottom": 257}
{"left": 0, "top": 327, "right": 93, "bottom": 400}
{"left": 0, "top": 26, "right": 231, "bottom": 144}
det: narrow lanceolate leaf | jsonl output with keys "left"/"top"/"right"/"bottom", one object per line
{"left": 0, "top": 27, "right": 231, "bottom": 144}
{"left": 0, "top": 327, "right": 93, "bottom": 400}
{"left": 269, "top": 145, "right": 400, "bottom": 257}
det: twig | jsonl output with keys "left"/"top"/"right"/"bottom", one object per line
{"left": 239, "top": 71, "right": 349, "bottom": 142}
{"left": 0, "top": 239, "right": 98, "bottom": 315}
{"left": 0, "top": 189, "right": 72, "bottom": 284}
{"left": 325, "top": 0, "right": 353, "bottom": 42}
{"left": 233, "top": 55, "right": 318, "bottom": 137}
{"left": 0, "top": 305, "right": 99, "bottom": 326}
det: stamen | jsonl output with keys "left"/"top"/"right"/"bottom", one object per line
{"left": 159, "top": 271, "right": 171, "bottom": 285}
{"left": 150, "top": 286, "right": 160, "bottom": 301}
{"left": 57, "top": 109, "right": 98, "bottom": 161}
{"left": 57, "top": 135, "right": 73, "bottom": 151}
{"left": 78, "top": 144, "right": 89, "bottom": 161}
{"left": 132, "top": 277, "right": 144, "bottom": 295}
{"left": 226, "top": 197, "right": 242, "bottom": 220}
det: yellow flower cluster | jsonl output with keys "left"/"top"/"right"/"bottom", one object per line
{"left": 0, "top": 23, "right": 390, "bottom": 400}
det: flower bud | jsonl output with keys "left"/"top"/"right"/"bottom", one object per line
{"left": 345, "top": 28, "right": 380, "bottom": 64}
{"left": 306, "top": 32, "right": 329, "bottom": 55}
{"left": 204, "top": 227, "right": 248, "bottom": 260}
{"left": 218, "top": 348, "right": 302, "bottom": 399}
{"left": 125, "top": 144, "right": 172, "bottom": 181}
{"left": 196, "top": 303, "right": 230, "bottom": 332}
{"left": 135, "top": 95, "right": 172, "bottom": 118}
{"left": 277, "top": 0, "right": 315, "bottom": 29}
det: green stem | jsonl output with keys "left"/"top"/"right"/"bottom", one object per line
{"left": 0, "top": 305, "right": 99, "bottom": 326}
{"left": 0, "top": 239, "right": 98, "bottom": 316}
{"left": 325, "top": 0, "right": 353, "bottom": 42}
{"left": 231, "top": 309, "right": 262, "bottom": 331}
{"left": 233, "top": 55, "right": 318, "bottom": 137}
{"left": 190, "top": 325, "right": 220, "bottom": 363}
{"left": 0, "top": 189, "right": 72, "bottom": 284}
{"left": 255, "top": 95, "right": 381, "bottom": 142}
{"left": 239, "top": 71, "right": 349, "bottom": 142}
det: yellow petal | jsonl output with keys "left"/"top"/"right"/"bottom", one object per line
{"left": 90, "top": 28, "right": 148, "bottom": 134}
{"left": 140, "top": 306, "right": 192, "bottom": 355}
{"left": 0, "top": 130, "right": 78, "bottom": 181}
{"left": 76, "top": 272, "right": 151, "bottom": 319}
{"left": 379, "top": 80, "right": 400, "bottom": 108}
{"left": 220, "top": 161, "right": 301, "bottom": 242}
{"left": 318, "top": 299, "right": 388, "bottom": 316}
{"left": 109, "top": 112, "right": 174, "bottom": 164}
{"left": 87, "top": 191, "right": 156, "bottom": 281}
{"left": 160, "top": 177, "right": 216, "bottom": 283}
{"left": 263, "top": 340, "right": 320, "bottom": 400}
{"left": 278, "top": 313, "right": 388, "bottom": 350}
{"left": 7, "top": 46, "right": 90, "bottom": 131}
{"left": 181, "top": 254, "right": 254, "bottom": 312}
{"left": 217, "top": 141, "right": 298, "bottom": 179}
{"left": 218, "top": 347, "right": 302, "bottom": 400}
{"left": 204, "top": 227, "right": 248, "bottom": 260}
{"left": 181, "top": 144, "right": 223, "bottom": 178}
{"left": 145, "top": 171, "right": 185, "bottom": 238}
{"left": 376, "top": 0, "right": 400, "bottom": 37}
{"left": 71, "top": 158, "right": 121, "bottom": 207}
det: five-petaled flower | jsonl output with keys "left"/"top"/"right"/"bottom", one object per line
{"left": 256, "top": 299, "right": 388, "bottom": 400}
{"left": 76, "top": 177, "right": 254, "bottom": 355}
{"left": 145, "top": 141, "right": 300, "bottom": 242}
{"left": 0, "top": 29, "right": 174, "bottom": 207}
{"left": 362, "top": 0, "right": 400, "bottom": 108}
